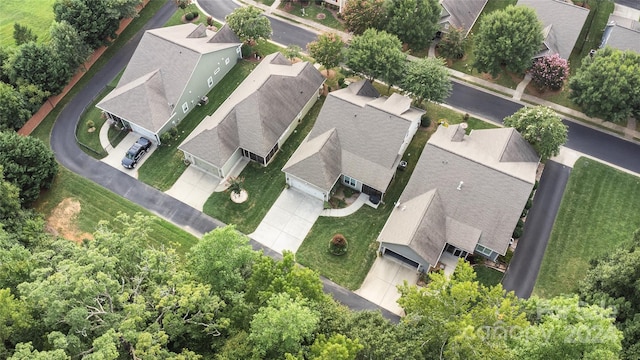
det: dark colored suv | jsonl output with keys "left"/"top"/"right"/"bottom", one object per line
{"left": 121, "top": 137, "right": 152, "bottom": 169}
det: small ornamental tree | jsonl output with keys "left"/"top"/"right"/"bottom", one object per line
{"left": 342, "top": 0, "right": 387, "bottom": 35}
{"left": 402, "top": 57, "right": 452, "bottom": 106}
{"left": 503, "top": 106, "right": 568, "bottom": 161}
{"left": 438, "top": 26, "right": 466, "bottom": 60}
{"left": 226, "top": 6, "right": 272, "bottom": 45}
{"left": 329, "top": 234, "right": 348, "bottom": 255}
{"left": 307, "top": 33, "right": 345, "bottom": 76}
{"left": 529, "top": 54, "right": 569, "bottom": 91}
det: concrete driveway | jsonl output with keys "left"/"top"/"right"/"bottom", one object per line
{"left": 100, "top": 132, "right": 156, "bottom": 178}
{"left": 250, "top": 188, "right": 323, "bottom": 254}
{"left": 355, "top": 256, "right": 418, "bottom": 316}
{"left": 165, "top": 166, "right": 221, "bottom": 211}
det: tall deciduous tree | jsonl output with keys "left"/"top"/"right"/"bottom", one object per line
{"left": 384, "top": 0, "right": 440, "bottom": 50}
{"left": 569, "top": 47, "right": 640, "bottom": 123}
{"left": 309, "top": 333, "right": 363, "bottom": 360}
{"left": 49, "top": 21, "right": 92, "bottom": 73}
{"left": 249, "top": 293, "right": 320, "bottom": 358}
{"left": 0, "top": 131, "right": 58, "bottom": 206}
{"left": 17, "top": 83, "right": 50, "bottom": 114}
{"left": 503, "top": 105, "right": 567, "bottom": 161}
{"left": 307, "top": 33, "right": 344, "bottom": 76}
{"left": 53, "top": 0, "right": 140, "bottom": 49}
{"left": 0, "top": 82, "right": 31, "bottom": 130}
{"left": 12, "top": 23, "right": 37, "bottom": 46}
{"left": 473, "top": 5, "right": 543, "bottom": 77}
{"left": 438, "top": 26, "right": 466, "bottom": 60}
{"left": 402, "top": 57, "right": 452, "bottom": 106}
{"left": 342, "top": 0, "right": 386, "bottom": 35}
{"left": 225, "top": 6, "right": 272, "bottom": 44}
{"left": 346, "top": 28, "right": 407, "bottom": 85}
{"left": 6, "top": 42, "right": 72, "bottom": 94}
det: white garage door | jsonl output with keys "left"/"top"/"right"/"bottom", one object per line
{"left": 288, "top": 176, "right": 326, "bottom": 201}
{"left": 128, "top": 122, "right": 157, "bottom": 143}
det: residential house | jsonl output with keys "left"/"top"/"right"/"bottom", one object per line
{"left": 378, "top": 124, "right": 539, "bottom": 272}
{"left": 97, "top": 23, "right": 242, "bottom": 144}
{"left": 179, "top": 52, "right": 325, "bottom": 179}
{"left": 438, "top": 0, "right": 488, "bottom": 37}
{"left": 324, "top": 0, "right": 346, "bottom": 13}
{"left": 282, "top": 80, "right": 424, "bottom": 202}
{"left": 600, "top": 14, "right": 640, "bottom": 53}
{"left": 518, "top": 0, "right": 590, "bottom": 59}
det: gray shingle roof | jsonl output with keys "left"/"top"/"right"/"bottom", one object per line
{"left": 439, "top": 0, "right": 488, "bottom": 36}
{"left": 283, "top": 80, "right": 424, "bottom": 194}
{"left": 379, "top": 125, "right": 539, "bottom": 263}
{"left": 601, "top": 14, "right": 640, "bottom": 52}
{"left": 97, "top": 23, "right": 240, "bottom": 133}
{"left": 283, "top": 129, "right": 342, "bottom": 190}
{"left": 179, "top": 53, "right": 325, "bottom": 166}
{"left": 518, "top": 0, "right": 590, "bottom": 59}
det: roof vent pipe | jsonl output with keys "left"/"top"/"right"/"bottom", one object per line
{"left": 457, "top": 181, "right": 464, "bottom": 191}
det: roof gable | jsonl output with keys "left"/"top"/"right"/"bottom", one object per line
{"left": 439, "top": 0, "right": 488, "bottom": 35}
{"left": 518, "top": 0, "right": 590, "bottom": 59}
{"left": 282, "top": 129, "right": 342, "bottom": 190}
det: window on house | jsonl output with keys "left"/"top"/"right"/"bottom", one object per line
{"left": 207, "top": 76, "right": 214, "bottom": 87}
{"left": 475, "top": 244, "right": 493, "bottom": 256}
{"left": 214, "top": 67, "right": 220, "bottom": 75}
{"left": 182, "top": 102, "right": 189, "bottom": 113}
{"left": 343, "top": 175, "right": 356, "bottom": 187}
{"left": 225, "top": 57, "right": 230, "bottom": 65}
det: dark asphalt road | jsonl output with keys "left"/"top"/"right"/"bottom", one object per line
{"left": 50, "top": 0, "right": 399, "bottom": 323}
{"left": 501, "top": 161, "right": 572, "bottom": 298}
{"left": 198, "top": 0, "right": 318, "bottom": 48}
{"left": 615, "top": 0, "right": 640, "bottom": 10}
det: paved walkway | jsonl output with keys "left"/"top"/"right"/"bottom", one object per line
{"left": 513, "top": 74, "right": 532, "bottom": 101}
{"left": 320, "top": 192, "right": 370, "bottom": 217}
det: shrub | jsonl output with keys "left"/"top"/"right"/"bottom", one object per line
{"left": 338, "top": 77, "right": 346, "bottom": 88}
{"left": 525, "top": 198, "right": 533, "bottom": 210}
{"left": 241, "top": 44, "right": 252, "bottom": 58}
{"left": 227, "top": 176, "right": 245, "bottom": 195}
{"left": 86, "top": 120, "right": 95, "bottom": 128}
{"left": 207, "top": 15, "right": 214, "bottom": 26}
{"left": 513, "top": 226, "right": 523, "bottom": 239}
{"left": 329, "top": 234, "right": 348, "bottom": 256}
{"left": 498, "top": 249, "right": 514, "bottom": 265}
{"left": 529, "top": 54, "right": 569, "bottom": 91}
{"left": 533, "top": 180, "right": 539, "bottom": 190}
{"left": 517, "top": 219, "right": 525, "bottom": 228}
{"left": 420, "top": 113, "right": 431, "bottom": 127}
{"left": 342, "top": 186, "right": 354, "bottom": 198}
{"left": 160, "top": 131, "right": 173, "bottom": 144}
{"left": 185, "top": 12, "right": 194, "bottom": 21}
{"left": 521, "top": 209, "right": 528, "bottom": 218}
{"left": 191, "top": 11, "right": 199, "bottom": 18}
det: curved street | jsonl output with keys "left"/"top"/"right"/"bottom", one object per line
{"left": 47, "top": 0, "right": 640, "bottom": 320}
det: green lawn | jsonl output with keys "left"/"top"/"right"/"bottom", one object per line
{"left": 279, "top": 2, "right": 345, "bottom": 31}
{"left": 567, "top": 0, "right": 615, "bottom": 76}
{"left": 164, "top": 6, "right": 223, "bottom": 28}
{"left": 0, "top": 0, "right": 55, "bottom": 47}
{"left": 474, "top": 265, "right": 504, "bottom": 287}
{"left": 35, "top": 168, "right": 198, "bottom": 255}
{"left": 296, "top": 105, "right": 498, "bottom": 290}
{"left": 137, "top": 61, "right": 257, "bottom": 190}
{"left": 202, "top": 98, "right": 325, "bottom": 234}
{"left": 533, "top": 157, "right": 640, "bottom": 298}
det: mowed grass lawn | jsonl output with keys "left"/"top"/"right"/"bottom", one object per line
{"left": 534, "top": 157, "right": 640, "bottom": 298}
{"left": 474, "top": 265, "right": 504, "bottom": 287}
{"left": 35, "top": 168, "right": 198, "bottom": 255}
{"left": 296, "top": 107, "right": 498, "bottom": 290}
{"left": 0, "top": 0, "right": 55, "bottom": 47}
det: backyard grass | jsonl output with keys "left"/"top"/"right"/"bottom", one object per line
{"left": 136, "top": 60, "right": 257, "bottom": 190}
{"left": 474, "top": 265, "right": 504, "bottom": 287}
{"left": 0, "top": 0, "right": 55, "bottom": 47}
{"left": 279, "top": 2, "right": 345, "bottom": 31}
{"left": 533, "top": 157, "right": 640, "bottom": 298}
{"left": 296, "top": 108, "right": 497, "bottom": 290}
{"left": 164, "top": 6, "right": 223, "bottom": 28}
{"left": 202, "top": 98, "right": 325, "bottom": 234}
{"left": 34, "top": 167, "right": 198, "bottom": 255}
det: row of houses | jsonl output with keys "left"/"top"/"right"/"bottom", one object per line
{"left": 96, "top": 22, "right": 540, "bottom": 273}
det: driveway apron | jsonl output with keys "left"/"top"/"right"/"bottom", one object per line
{"left": 250, "top": 188, "right": 323, "bottom": 254}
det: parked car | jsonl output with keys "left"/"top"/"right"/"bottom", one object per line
{"left": 121, "top": 137, "right": 152, "bottom": 169}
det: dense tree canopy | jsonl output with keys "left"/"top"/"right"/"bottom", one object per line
{"left": 503, "top": 105, "right": 568, "bottom": 161}
{"left": 225, "top": 6, "right": 272, "bottom": 44}
{"left": 49, "top": 21, "right": 92, "bottom": 73}
{"left": 0, "top": 131, "right": 58, "bottom": 206}
{"left": 438, "top": 26, "right": 466, "bottom": 60}
{"left": 342, "top": 0, "right": 386, "bottom": 35}
{"left": 5, "top": 42, "right": 72, "bottom": 94}
{"left": 0, "top": 82, "right": 31, "bottom": 131}
{"left": 53, "top": 0, "right": 140, "bottom": 49}
{"left": 402, "top": 57, "right": 452, "bottom": 105}
{"left": 384, "top": 0, "right": 440, "bottom": 50}
{"left": 12, "top": 23, "right": 37, "bottom": 46}
{"left": 346, "top": 28, "right": 407, "bottom": 85}
{"left": 473, "top": 5, "right": 543, "bottom": 77}
{"left": 307, "top": 33, "right": 344, "bottom": 76}
{"left": 529, "top": 53, "right": 570, "bottom": 91}
{"left": 569, "top": 47, "right": 640, "bottom": 123}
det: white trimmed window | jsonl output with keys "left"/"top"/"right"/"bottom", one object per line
{"left": 207, "top": 76, "right": 214, "bottom": 87}
{"left": 475, "top": 244, "right": 493, "bottom": 256}
{"left": 225, "top": 57, "right": 230, "bottom": 65}
{"left": 343, "top": 175, "right": 356, "bottom": 187}
{"left": 182, "top": 102, "right": 189, "bottom": 113}
{"left": 214, "top": 67, "right": 220, "bottom": 75}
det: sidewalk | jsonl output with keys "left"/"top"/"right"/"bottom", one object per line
{"left": 231, "top": 0, "right": 640, "bottom": 143}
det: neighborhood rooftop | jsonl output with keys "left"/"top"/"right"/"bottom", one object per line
{"left": 439, "top": 0, "right": 488, "bottom": 36}
{"left": 518, "top": 0, "right": 590, "bottom": 59}
{"left": 601, "top": 14, "right": 640, "bottom": 53}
